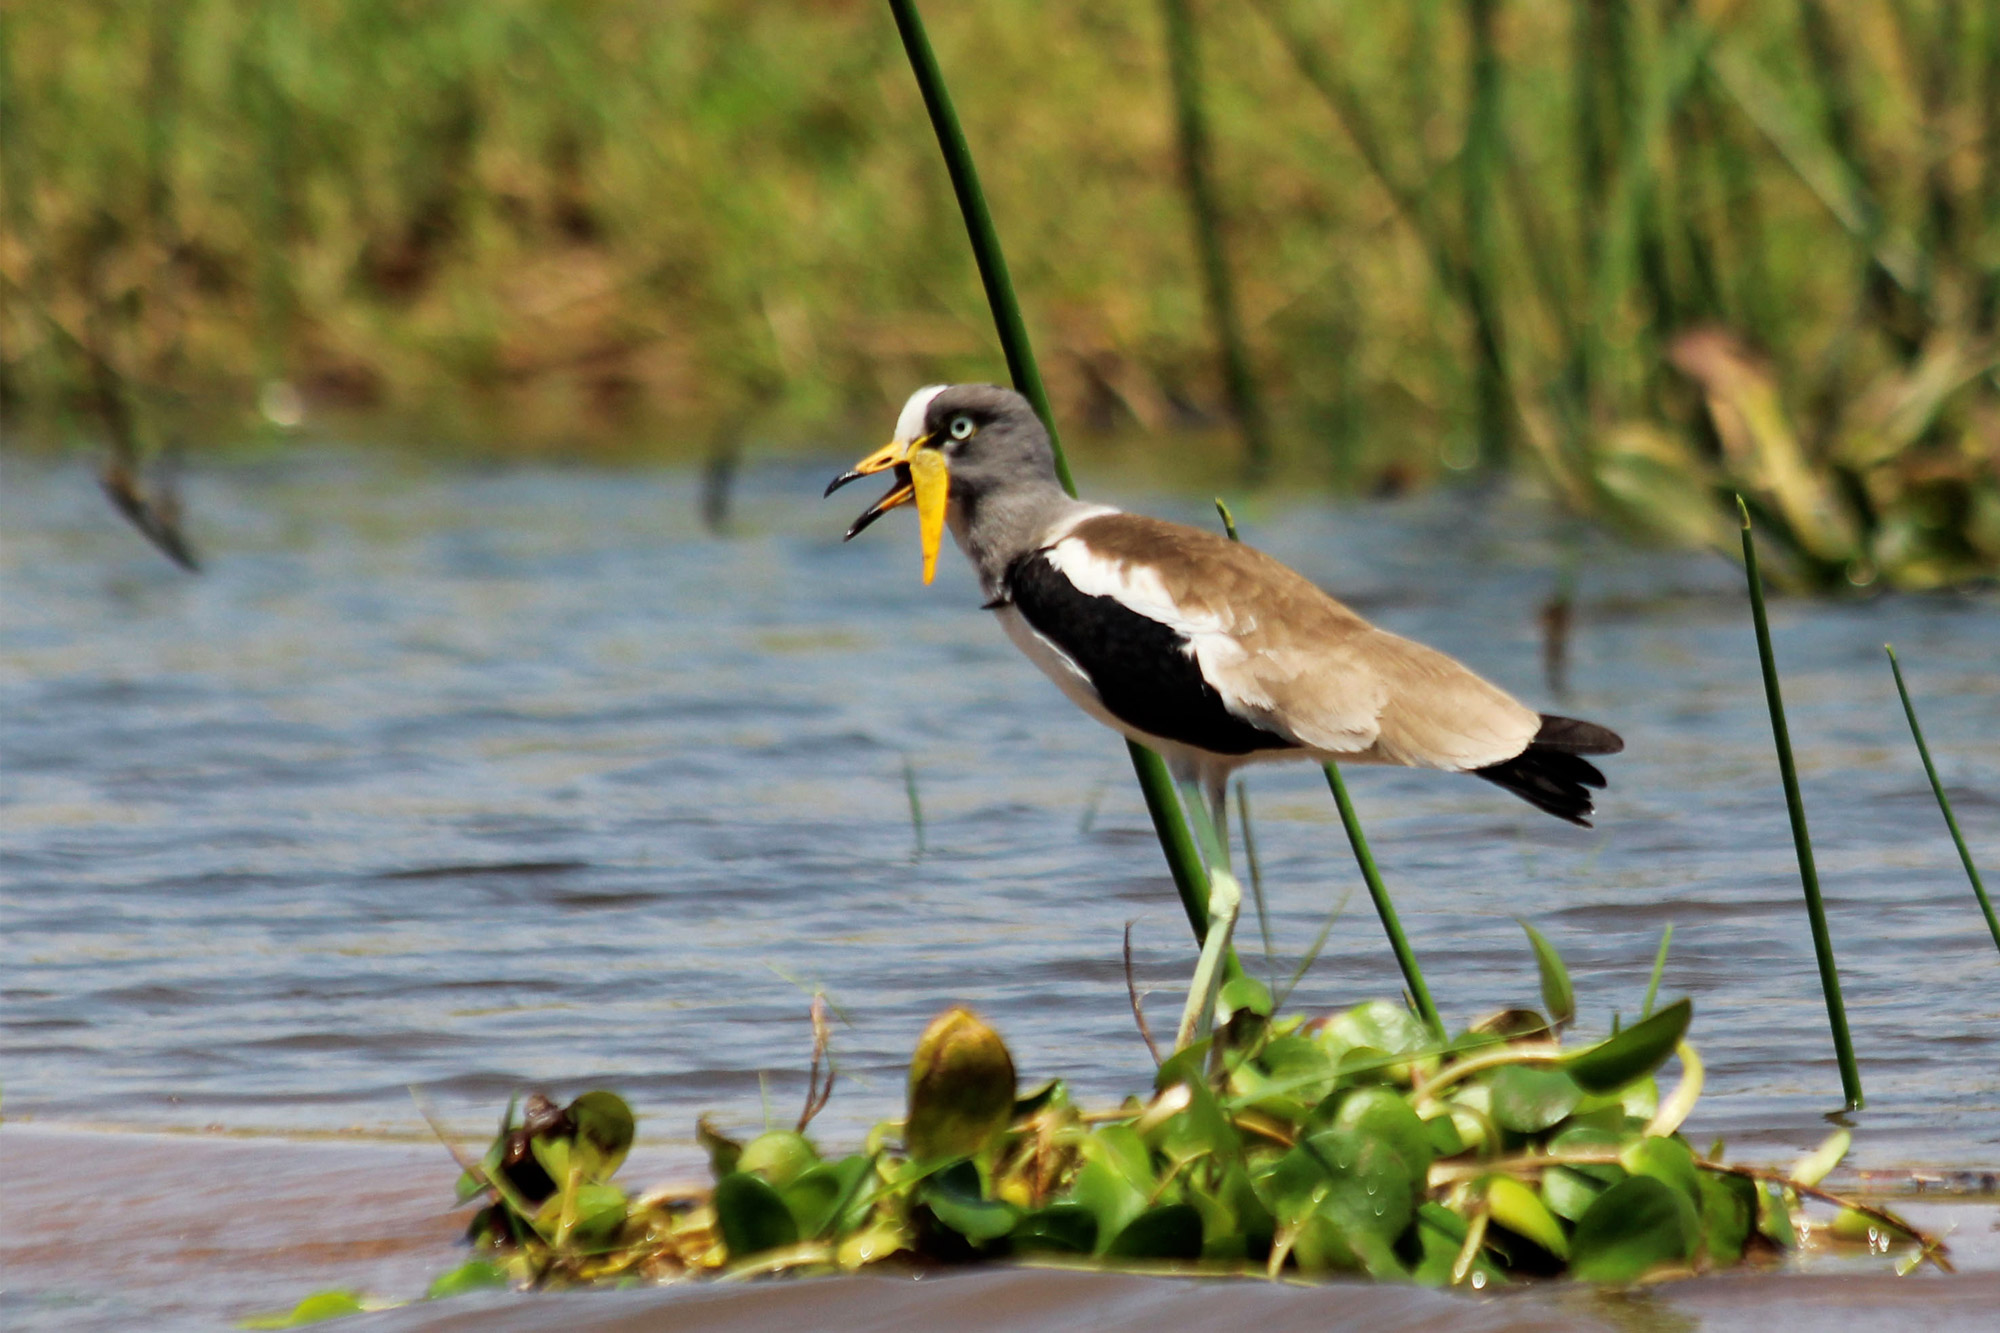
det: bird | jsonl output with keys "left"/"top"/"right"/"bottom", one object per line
{"left": 826, "top": 383, "right": 1623, "bottom": 834}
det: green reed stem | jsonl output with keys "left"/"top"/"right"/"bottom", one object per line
{"left": 888, "top": 0, "right": 1231, "bottom": 975}
{"left": 1236, "top": 782, "right": 1276, "bottom": 984}
{"left": 885, "top": 0, "right": 1071, "bottom": 497}
{"left": 1886, "top": 645, "right": 1999, "bottom": 957}
{"left": 1739, "top": 497, "right": 1862, "bottom": 1108}
{"left": 902, "top": 755, "right": 925, "bottom": 859}
{"left": 1323, "top": 762, "right": 1442, "bottom": 1037}
{"left": 1643, "top": 922, "right": 1673, "bottom": 1019}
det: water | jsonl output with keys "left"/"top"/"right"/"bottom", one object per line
{"left": 3, "top": 450, "right": 1997, "bottom": 1173}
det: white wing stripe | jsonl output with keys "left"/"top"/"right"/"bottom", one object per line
{"left": 1041, "top": 535, "right": 1293, "bottom": 732}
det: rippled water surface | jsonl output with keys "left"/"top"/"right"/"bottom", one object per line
{"left": 3, "top": 451, "right": 1996, "bottom": 1169}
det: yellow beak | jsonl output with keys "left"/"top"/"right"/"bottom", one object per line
{"left": 825, "top": 436, "right": 950, "bottom": 585}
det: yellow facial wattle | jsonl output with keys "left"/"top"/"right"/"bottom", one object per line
{"left": 909, "top": 447, "right": 949, "bottom": 585}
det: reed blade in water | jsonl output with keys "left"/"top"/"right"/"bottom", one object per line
{"left": 1738, "top": 497, "right": 1862, "bottom": 1108}
{"left": 1643, "top": 923, "right": 1673, "bottom": 1019}
{"left": 1323, "top": 760, "right": 1442, "bottom": 1037}
{"left": 1236, "top": 781, "right": 1277, "bottom": 986}
{"left": 885, "top": 0, "right": 1228, "bottom": 970}
{"left": 1886, "top": 645, "right": 1999, "bottom": 957}
{"left": 902, "top": 755, "right": 925, "bottom": 859}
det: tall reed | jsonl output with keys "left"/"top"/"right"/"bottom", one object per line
{"left": 1739, "top": 497, "right": 1862, "bottom": 1108}
{"left": 886, "top": 0, "right": 1231, "bottom": 970}
{"left": 1323, "top": 762, "right": 1442, "bottom": 1036}
{"left": 1886, "top": 646, "right": 1999, "bottom": 957}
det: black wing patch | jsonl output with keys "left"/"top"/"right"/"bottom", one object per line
{"left": 1004, "top": 551, "right": 1297, "bottom": 757}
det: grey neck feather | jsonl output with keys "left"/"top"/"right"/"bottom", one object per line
{"left": 948, "top": 478, "right": 1096, "bottom": 601}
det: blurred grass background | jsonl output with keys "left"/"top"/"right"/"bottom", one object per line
{"left": 1, "top": 0, "right": 1995, "bottom": 584}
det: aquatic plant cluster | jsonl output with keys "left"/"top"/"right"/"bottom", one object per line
{"left": 435, "top": 973, "right": 1940, "bottom": 1295}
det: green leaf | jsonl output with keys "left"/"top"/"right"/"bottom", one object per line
{"left": 1218, "top": 975, "right": 1273, "bottom": 1020}
{"left": 1620, "top": 1136, "right": 1702, "bottom": 1214}
{"left": 1564, "top": 999, "right": 1691, "bottom": 1093}
{"left": 1013, "top": 1079, "right": 1065, "bottom": 1117}
{"left": 1569, "top": 1176, "right": 1700, "bottom": 1283}
{"left": 1186, "top": 1161, "right": 1273, "bottom": 1261}
{"left": 568, "top": 1091, "right": 635, "bottom": 1180}
{"left": 1154, "top": 1076, "right": 1240, "bottom": 1166}
{"left": 1519, "top": 921, "right": 1575, "bottom": 1027}
{"left": 568, "top": 1182, "right": 629, "bottom": 1248}
{"left": 1757, "top": 1180, "right": 1798, "bottom": 1248}
{"left": 1423, "top": 1112, "right": 1465, "bottom": 1158}
{"left": 1546, "top": 1123, "right": 1628, "bottom": 1178}
{"left": 1071, "top": 1158, "right": 1148, "bottom": 1253}
{"left": 1153, "top": 1037, "right": 1212, "bottom": 1093}
{"left": 1251, "top": 1033, "right": 1336, "bottom": 1110}
{"left": 1466, "top": 1009, "right": 1552, "bottom": 1042}
{"left": 922, "top": 1161, "right": 1018, "bottom": 1243}
{"left": 1542, "top": 1164, "right": 1611, "bottom": 1222}
{"left": 907, "top": 1007, "right": 1017, "bottom": 1163}
{"left": 1487, "top": 1063, "right": 1583, "bottom": 1133}
{"left": 1408, "top": 1204, "right": 1504, "bottom": 1288}
{"left": 1103, "top": 1202, "right": 1204, "bottom": 1260}
{"left": 1829, "top": 1206, "right": 1915, "bottom": 1245}
{"left": 1319, "top": 1000, "right": 1434, "bottom": 1082}
{"left": 238, "top": 1290, "right": 367, "bottom": 1328}
{"left": 1011, "top": 1201, "right": 1098, "bottom": 1254}
{"left": 1789, "top": 1128, "right": 1850, "bottom": 1188}
{"left": 1016, "top": 1200, "right": 1096, "bottom": 1248}
{"left": 781, "top": 1154, "right": 873, "bottom": 1239}
{"left": 1324, "top": 1085, "right": 1434, "bottom": 1182}
{"left": 1485, "top": 1173, "right": 1569, "bottom": 1259}
{"left": 426, "top": 1260, "right": 508, "bottom": 1301}
{"left": 697, "top": 1115, "right": 742, "bottom": 1180}
{"left": 527, "top": 1132, "right": 571, "bottom": 1186}
{"left": 1698, "top": 1172, "right": 1758, "bottom": 1266}
{"left": 739, "top": 1129, "right": 819, "bottom": 1189}
{"left": 1088, "top": 1123, "right": 1156, "bottom": 1192}
{"left": 1297, "top": 1127, "right": 1419, "bottom": 1243}
{"left": 713, "top": 1170, "right": 799, "bottom": 1258}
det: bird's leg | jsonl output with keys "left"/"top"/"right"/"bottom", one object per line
{"left": 1174, "top": 775, "right": 1241, "bottom": 1051}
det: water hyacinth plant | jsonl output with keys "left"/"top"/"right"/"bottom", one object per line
{"left": 425, "top": 934, "right": 1942, "bottom": 1298}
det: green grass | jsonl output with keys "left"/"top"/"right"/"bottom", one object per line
{"left": 4, "top": 2, "right": 1995, "bottom": 587}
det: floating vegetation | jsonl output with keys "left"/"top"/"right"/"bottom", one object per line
{"left": 243, "top": 935, "right": 1943, "bottom": 1325}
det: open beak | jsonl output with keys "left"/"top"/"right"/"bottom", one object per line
{"left": 825, "top": 436, "right": 950, "bottom": 584}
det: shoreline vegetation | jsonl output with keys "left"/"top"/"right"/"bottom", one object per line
{"left": 251, "top": 977, "right": 1957, "bottom": 1325}
{"left": 3, "top": 2, "right": 1996, "bottom": 585}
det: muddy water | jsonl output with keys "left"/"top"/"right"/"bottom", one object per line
{"left": 3, "top": 451, "right": 1997, "bottom": 1325}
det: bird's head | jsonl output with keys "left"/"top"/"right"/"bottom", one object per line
{"left": 825, "top": 384, "right": 1055, "bottom": 584}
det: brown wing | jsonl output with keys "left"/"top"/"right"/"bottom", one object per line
{"left": 1058, "top": 514, "right": 1539, "bottom": 770}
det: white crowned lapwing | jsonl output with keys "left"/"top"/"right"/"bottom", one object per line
{"left": 827, "top": 384, "right": 1623, "bottom": 835}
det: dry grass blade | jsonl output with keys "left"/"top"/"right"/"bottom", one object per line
{"left": 1124, "top": 922, "right": 1163, "bottom": 1066}
{"left": 797, "top": 992, "right": 836, "bottom": 1131}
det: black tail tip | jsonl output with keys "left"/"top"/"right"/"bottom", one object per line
{"left": 1533, "top": 714, "right": 1624, "bottom": 755}
{"left": 1474, "top": 725, "right": 1618, "bottom": 827}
